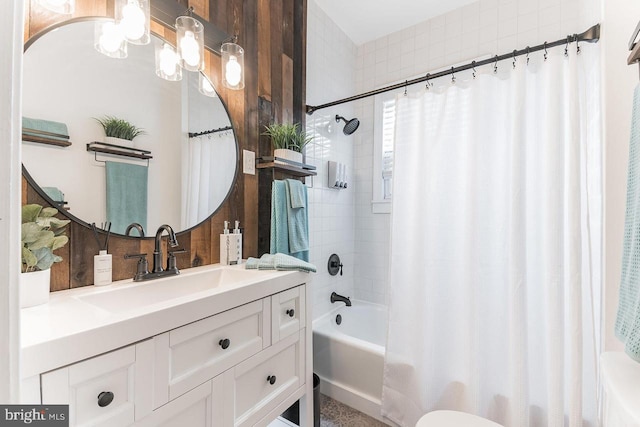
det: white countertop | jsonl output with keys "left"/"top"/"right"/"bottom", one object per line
{"left": 21, "top": 263, "right": 309, "bottom": 378}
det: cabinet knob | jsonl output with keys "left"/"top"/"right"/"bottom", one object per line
{"left": 286, "top": 308, "right": 295, "bottom": 318}
{"left": 97, "top": 391, "right": 114, "bottom": 407}
{"left": 219, "top": 338, "right": 231, "bottom": 350}
{"left": 267, "top": 375, "right": 277, "bottom": 385}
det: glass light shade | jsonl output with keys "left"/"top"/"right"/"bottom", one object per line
{"left": 38, "top": 0, "right": 75, "bottom": 14}
{"left": 116, "top": 0, "right": 150, "bottom": 45}
{"left": 155, "top": 43, "right": 182, "bottom": 81}
{"left": 94, "top": 21, "right": 127, "bottom": 59}
{"left": 175, "top": 16, "right": 204, "bottom": 72}
{"left": 199, "top": 73, "right": 217, "bottom": 97}
{"left": 221, "top": 42, "right": 245, "bottom": 90}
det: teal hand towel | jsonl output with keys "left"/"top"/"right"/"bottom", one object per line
{"left": 22, "top": 116, "right": 69, "bottom": 139}
{"left": 616, "top": 84, "right": 640, "bottom": 362}
{"left": 42, "top": 187, "right": 64, "bottom": 202}
{"left": 286, "top": 178, "right": 306, "bottom": 208}
{"left": 105, "top": 161, "right": 148, "bottom": 235}
{"left": 245, "top": 253, "right": 316, "bottom": 273}
{"left": 270, "top": 180, "right": 309, "bottom": 261}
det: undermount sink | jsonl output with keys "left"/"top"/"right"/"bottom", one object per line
{"left": 78, "top": 267, "right": 265, "bottom": 314}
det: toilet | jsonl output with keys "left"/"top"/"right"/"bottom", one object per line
{"left": 416, "top": 410, "right": 503, "bottom": 427}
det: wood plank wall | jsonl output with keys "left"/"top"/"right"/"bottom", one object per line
{"left": 22, "top": 0, "right": 307, "bottom": 291}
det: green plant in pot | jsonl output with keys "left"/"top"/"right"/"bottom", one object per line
{"left": 95, "top": 115, "right": 146, "bottom": 147}
{"left": 263, "top": 122, "right": 312, "bottom": 164}
{"left": 21, "top": 204, "right": 70, "bottom": 308}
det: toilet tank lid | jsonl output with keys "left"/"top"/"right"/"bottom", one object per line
{"left": 601, "top": 352, "right": 640, "bottom": 423}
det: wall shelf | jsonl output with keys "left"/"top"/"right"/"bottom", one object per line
{"left": 23, "top": 133, "right": 72, "bottom": 147}
{"left": 256, "top": 156, "right": 317, "bottom": 177}
{"left": 86, "top": 142, "right": 153, "bottom": 160}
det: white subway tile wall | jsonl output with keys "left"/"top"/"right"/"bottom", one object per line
{"left": 307, "top": 0, "right": 599, "bottom": 310}
{"left": 306, "top": 0, "right": 358, "bottom": 320}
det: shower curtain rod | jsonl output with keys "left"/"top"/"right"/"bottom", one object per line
{"left": 306, "top": 23, "right": 600, "bottom": 115}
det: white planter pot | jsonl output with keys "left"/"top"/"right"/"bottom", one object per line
{"left": 20, "top": 269, "right": 50, "bottom": 308}
{"left": 104, "top": 136, "right": 134, "bottom": 148}
{"left": 274, "top": 148, "right": 303, "bottom": 164}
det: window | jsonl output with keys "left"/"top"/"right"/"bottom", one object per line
{"left": 372, "top": 92, "right": 395, "bottom": 213}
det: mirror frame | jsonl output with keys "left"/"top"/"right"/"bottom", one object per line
{"left": 22, "top": 16, "right": 240, "bottom": 239}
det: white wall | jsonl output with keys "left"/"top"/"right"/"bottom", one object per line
{"left": 602, "top": 0, "right": 640, "bottom": 351}
{"left": 0, "top": 0, "right": 23, "bottom": 403}
{"left": 306, "top": 0, "right": 358, "bottom": 320}
{"left": 351, "top": 0, "right": 600, "bottom": 305}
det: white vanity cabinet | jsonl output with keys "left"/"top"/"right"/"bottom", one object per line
{"left": 26, "top": 273, "right": 312, "bottom": 427}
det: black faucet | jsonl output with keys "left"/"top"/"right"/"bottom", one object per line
{"left": 330, "top": 292, "right": 351, "bottom": 307}
{"left": 125, "top": 222, "right": 145, "bottom": 237}
{"left": 153, "top": 224, "right": 179, "bottom": 273}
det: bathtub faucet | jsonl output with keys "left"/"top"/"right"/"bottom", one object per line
{"left": 330, "top": 292, "right": 352, "bottom": 307}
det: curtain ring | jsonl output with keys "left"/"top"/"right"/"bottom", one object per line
{"left": 493, "top": 55, "right": 498, "bottom": 74}
{"left": 565, "top": 36, "right": 570, "bottom": 57}
{"left": 512, "top": 50, "right": 517, "bottom": 69}
{"left": 425, "top": 73, "right": 430, "bottom": 90}
{"left": 472, "top": 60, "right": 477, "bottom": 79}
{"left": 526, "top": 46, "right": 530, "bottom": 65}
{"left": 576, "top": 38, "right": 581, "bottom": 55}
{"left": 404, "top": 80, "right": 408, "bottom": 96}
{"left": 544, "top": 42, "right": 548, "bottom": 61}
{"left": 451, "top": 67, "right": 456, "bottom": 84}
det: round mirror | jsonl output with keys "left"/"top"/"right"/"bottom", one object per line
{"left": 22, "top": 20, "right": 238, "bottom": 236}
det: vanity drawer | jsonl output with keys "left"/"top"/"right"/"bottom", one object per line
{"left": 41, "top": 340, "right": 153, "bottom": 426}
{"left": 271, "top": 285, "right": 305, "bottom": 343}
{"left": 160, "top": 299, "right": 269, "bottom": 402}
{"left": 223, "top": 330, "right": 304, "bottom": 427}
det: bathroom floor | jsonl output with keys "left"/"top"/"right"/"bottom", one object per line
{"left": 320, "top": 394, "right": 389, "bottom": 427}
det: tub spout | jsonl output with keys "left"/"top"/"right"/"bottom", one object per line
{"left": 331, "top": 292, "right": 351, "bottom": 307}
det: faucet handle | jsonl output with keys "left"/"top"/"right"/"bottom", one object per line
{"left": 167, "top": 249, "right": 188, "bottom": 272}
{"left": 124, "top": 253, "right": 149, "bottom": 281}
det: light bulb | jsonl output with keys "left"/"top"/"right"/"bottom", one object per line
{"left": 121, "top": 0, "right": 145, "bottom": 41}
{"left": 180, "top": 31, "right": 200, "bottom": 67}
{"left": 99, "top": 22, "right": 124, "bottom": 54}
{"left": 159, "top": 44, "right": 178, "bottom": 76}
{"left": 225, "top": 56, "right": 242, "bottom": 87}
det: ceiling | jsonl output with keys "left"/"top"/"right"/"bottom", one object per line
{"left": 315, "top": 0, "right": 478, "bottom": 45}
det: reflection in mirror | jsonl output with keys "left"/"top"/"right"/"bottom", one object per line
{"left": 22, "top": 20, "right": 238, "bottom": 236}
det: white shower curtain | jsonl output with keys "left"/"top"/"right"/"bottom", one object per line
{"left": 382, "top": 46, "right": 602, "bottom": 427}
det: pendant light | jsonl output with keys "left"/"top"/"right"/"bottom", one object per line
{"left": 155, "top": 42, "right": 182, "bottom": 81}
{"left": 221, "top": 36, "right": 244, "bottom": 90}
{"left": 94, "top": 20, "right": 127, "bottom": 59}
{"left": 175, "top": 8, "right": 204, "bottom": 72}
{"left": 199, "top": 73, "right": 217, "bottom": 97}
{"left": 116, "top": 0, "right": 150, "bottom": 45}
{"left": 38, "top": 0, "right": 75, "bottom": 14}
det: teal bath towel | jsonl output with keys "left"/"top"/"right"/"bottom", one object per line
{"left": 616, "top": 84, "right": 640, "bottom": 362}
{"left": 22, "top": 116, "right": 69, "bottom": 140}
{"left": 270, "top": 180, "right": 309, "bottom": 261}
{"left": 105, "top": 161, "right": 148, "bottom": 235}
{"left": 245, "top": 253, "right": 316, "bottom": 273}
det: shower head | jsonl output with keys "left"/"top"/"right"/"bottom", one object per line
{"left": 335, "top": 115, "right": 360, "bottom": 135}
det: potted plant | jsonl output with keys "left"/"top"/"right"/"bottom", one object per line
{"left": 263, "top": 123, "right": 312, "bottom": 164}
{"left": 21, "top": 204, "right": 70, "bottom": 308}
{"left": 94, "top": 115, "right": 146, "bottom": 147}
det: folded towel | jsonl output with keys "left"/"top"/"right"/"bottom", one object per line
{"left": 617, "top": 84, "right": 640, "bottom": 362}
{"left": 286, "top": 178, "right": 306, "bottom": 209}
{"left": 22, "top": 117, "right": 69, "bottom": 139}
{"left": 270, "top": 180, "right": 309, "bottom": 261}
{"left": 42, "top": 187, "right": 64, "bottom": 203}
{"left": 245, "top": 253, "right": 316, "bottom": 273}
{"left": 105, "top": 161, "right": 148, "bottom": 235}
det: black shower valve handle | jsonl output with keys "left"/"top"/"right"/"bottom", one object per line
{"left": 330, "top": 260, "right": 344, "bottom": 276}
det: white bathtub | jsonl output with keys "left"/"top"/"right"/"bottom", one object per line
{"left": 313, "top": 300, "right": 388, "bottom": 423}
